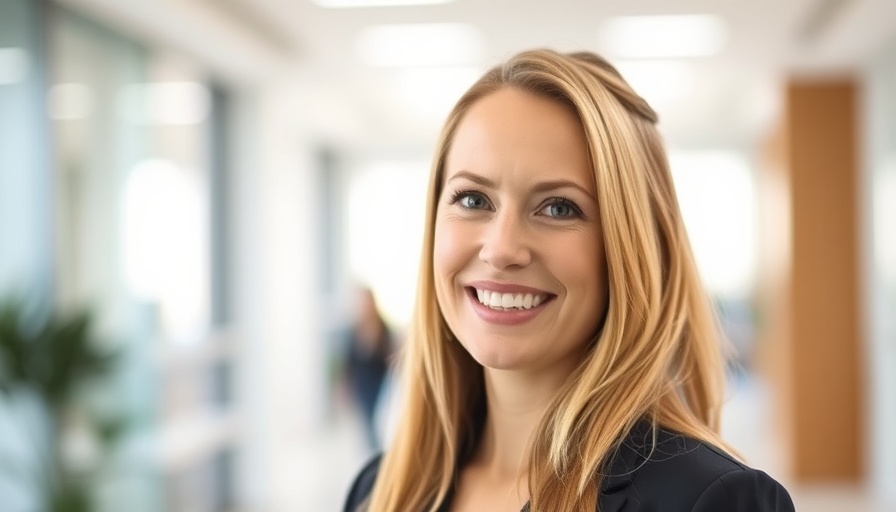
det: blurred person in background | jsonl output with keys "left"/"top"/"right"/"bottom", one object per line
{"left": 341, "top": 285, "right": 395, "bottom": 451}
{"left": 343, "top": 49, "right": 794, "bottom": 511}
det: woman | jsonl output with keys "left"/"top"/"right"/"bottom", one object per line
{"left": 343, "top": 286, "right": 394, "bottom": 450}
{"left": 343, "top": 49, "right": 794, "bottom": 511}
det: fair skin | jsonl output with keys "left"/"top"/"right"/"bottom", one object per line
{"left": 433, "top": 87, "right": 608, "bottom": 511}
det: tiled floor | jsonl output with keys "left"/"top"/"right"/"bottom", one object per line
{"left": 276, "top": 376, "right": 892, "bottom": 512}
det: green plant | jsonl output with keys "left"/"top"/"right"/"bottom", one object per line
{"left": 0, "top": 296, "right": 120, "bottom": 512}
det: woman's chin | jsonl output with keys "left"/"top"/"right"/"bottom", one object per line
{"left": 462, "top": 342, "right": 533, "bottom": 372}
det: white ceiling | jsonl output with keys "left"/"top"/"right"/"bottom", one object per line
{"left": 62, "top": 0, "right": 896, "bottom": 151}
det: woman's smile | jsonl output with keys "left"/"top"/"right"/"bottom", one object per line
{"left": 464, "top": 282, "right": 557, "bottom": 325}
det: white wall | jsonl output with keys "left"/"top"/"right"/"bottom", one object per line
{"left": 863, "top": 37, "right": 896, "bottom": 505}
{"left": 230, "top": 77, "right": 328, "bottom": 510}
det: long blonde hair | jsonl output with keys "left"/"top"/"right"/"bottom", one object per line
{"left": 365, "top": 49, "right": 731, "bottom": 512}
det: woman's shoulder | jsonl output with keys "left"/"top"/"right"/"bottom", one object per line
{"left": 601, "top": 423, "right": 794, "bottom": 511}
{"left": 343, "top": 453, "right": 383, "bottom": 512}
{"left": 341, "top": 426, "right": 795, "bottom": 512}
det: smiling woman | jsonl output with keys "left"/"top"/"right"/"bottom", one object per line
{"left": 343, "top": 49, "right": 794, "bottom": 512}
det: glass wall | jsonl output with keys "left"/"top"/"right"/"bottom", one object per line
{"left": 49, "top": 7, "right": 171, "bottom": 511}
{"left": 0, "top": 0, "right": 52, "bottom": 296}
{"left": 1, "top": 3, "right": 236, "bottom": 510}
{"left": 0, "top": 2, "right": 54, "bottom": 510}
{"left": 49, "top": 7, "right": 237, "bottom": 511}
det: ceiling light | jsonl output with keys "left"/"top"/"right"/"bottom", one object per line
{"left": 356, "top": 23, "right": 484, "bottom": 67}
{"left": 598, "top": 15, "right": 728, "bottom": 59}
{"left": 311, "top": 0, "right": 452, "bottom": 7}
{"left": 0, "top": 47, "right": 29, "bottom": 85}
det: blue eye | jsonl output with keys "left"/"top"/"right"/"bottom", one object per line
{"left": 461, "top": 195, "right": 487, "bottom": 209}
{"left": 540, "top": 198, "right": 583, "bottom": 219}
{"left": 450, "top": 190, "right": 491, "bottom": 210}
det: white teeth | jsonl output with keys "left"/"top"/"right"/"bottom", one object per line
{"left": 474, "top": 289, "right": 547, "bottom": 310}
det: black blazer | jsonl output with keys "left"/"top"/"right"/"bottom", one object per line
{"left": 343, "top": 424, "right": 795, "bottom": 511}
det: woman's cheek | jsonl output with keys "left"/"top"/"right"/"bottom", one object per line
{"left": 434, "top": 218, "right": 475, "bottom": 274}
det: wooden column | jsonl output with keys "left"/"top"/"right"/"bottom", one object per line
{"left": 758, "top": 79, "right": 865, "bottom": 481}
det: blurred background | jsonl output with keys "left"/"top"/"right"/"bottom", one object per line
{"left": 1, "top": 0, "right": 894, "bottom": 510}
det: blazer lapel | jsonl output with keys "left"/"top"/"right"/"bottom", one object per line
{"left": 597, "top": 422, "right": 657, "bottom": 511}
{"left": 598, "top": 453, "right": 635, "bottom": 511}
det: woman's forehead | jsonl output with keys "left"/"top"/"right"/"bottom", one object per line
{"left": 443, "top": 89, "right": 594, "bottom": 192}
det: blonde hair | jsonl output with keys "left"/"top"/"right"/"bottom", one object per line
{"left": 365, "top": 49, "right": 731, "bottom": 512}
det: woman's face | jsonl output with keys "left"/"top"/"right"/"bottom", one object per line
{"left": 433, "top": 88, "right": 608, "bottom": 376}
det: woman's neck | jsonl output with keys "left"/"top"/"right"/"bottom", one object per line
{"left": 473, "top": 368, "right": 567, "bottom": 477}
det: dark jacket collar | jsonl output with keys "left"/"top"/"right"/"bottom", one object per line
{"left": 440, "top": 421, "right": 663, "bottom": 512}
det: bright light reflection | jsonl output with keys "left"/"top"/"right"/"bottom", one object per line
{"left": 118, "top": 82, "right": 210, "bottom": 125}
{"left": 347, "top": 160, "right": 429, "bottom": 326}
{"left": 393, "top": 66, "right": 480, "bottom": 119}
{"left": 599, "top": 15, "right": 728, "bottom": 59}
{"left": 614, "top": 60, "right": 695, "bottom": 103}
{"left": 669, "top": 151, "right": 756, "bottom": 299}
{"left": 123, "top": 159, "right": 209, "bottom": 343}
{"left": 874, "top": 162, "right": 896, "bottom": 284}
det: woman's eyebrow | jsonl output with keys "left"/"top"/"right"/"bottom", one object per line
{"left": 446, "top": 171, "right": 595, "bottom": 200}
{"left": 446, "top": 170, "right": 497, "bottom": 188}
{"left": 531, "top": 179, "right": 595, "bottom": 199}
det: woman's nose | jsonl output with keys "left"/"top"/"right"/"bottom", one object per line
{"left": 478, "top": 211, "right": 532, "bottom": 270}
